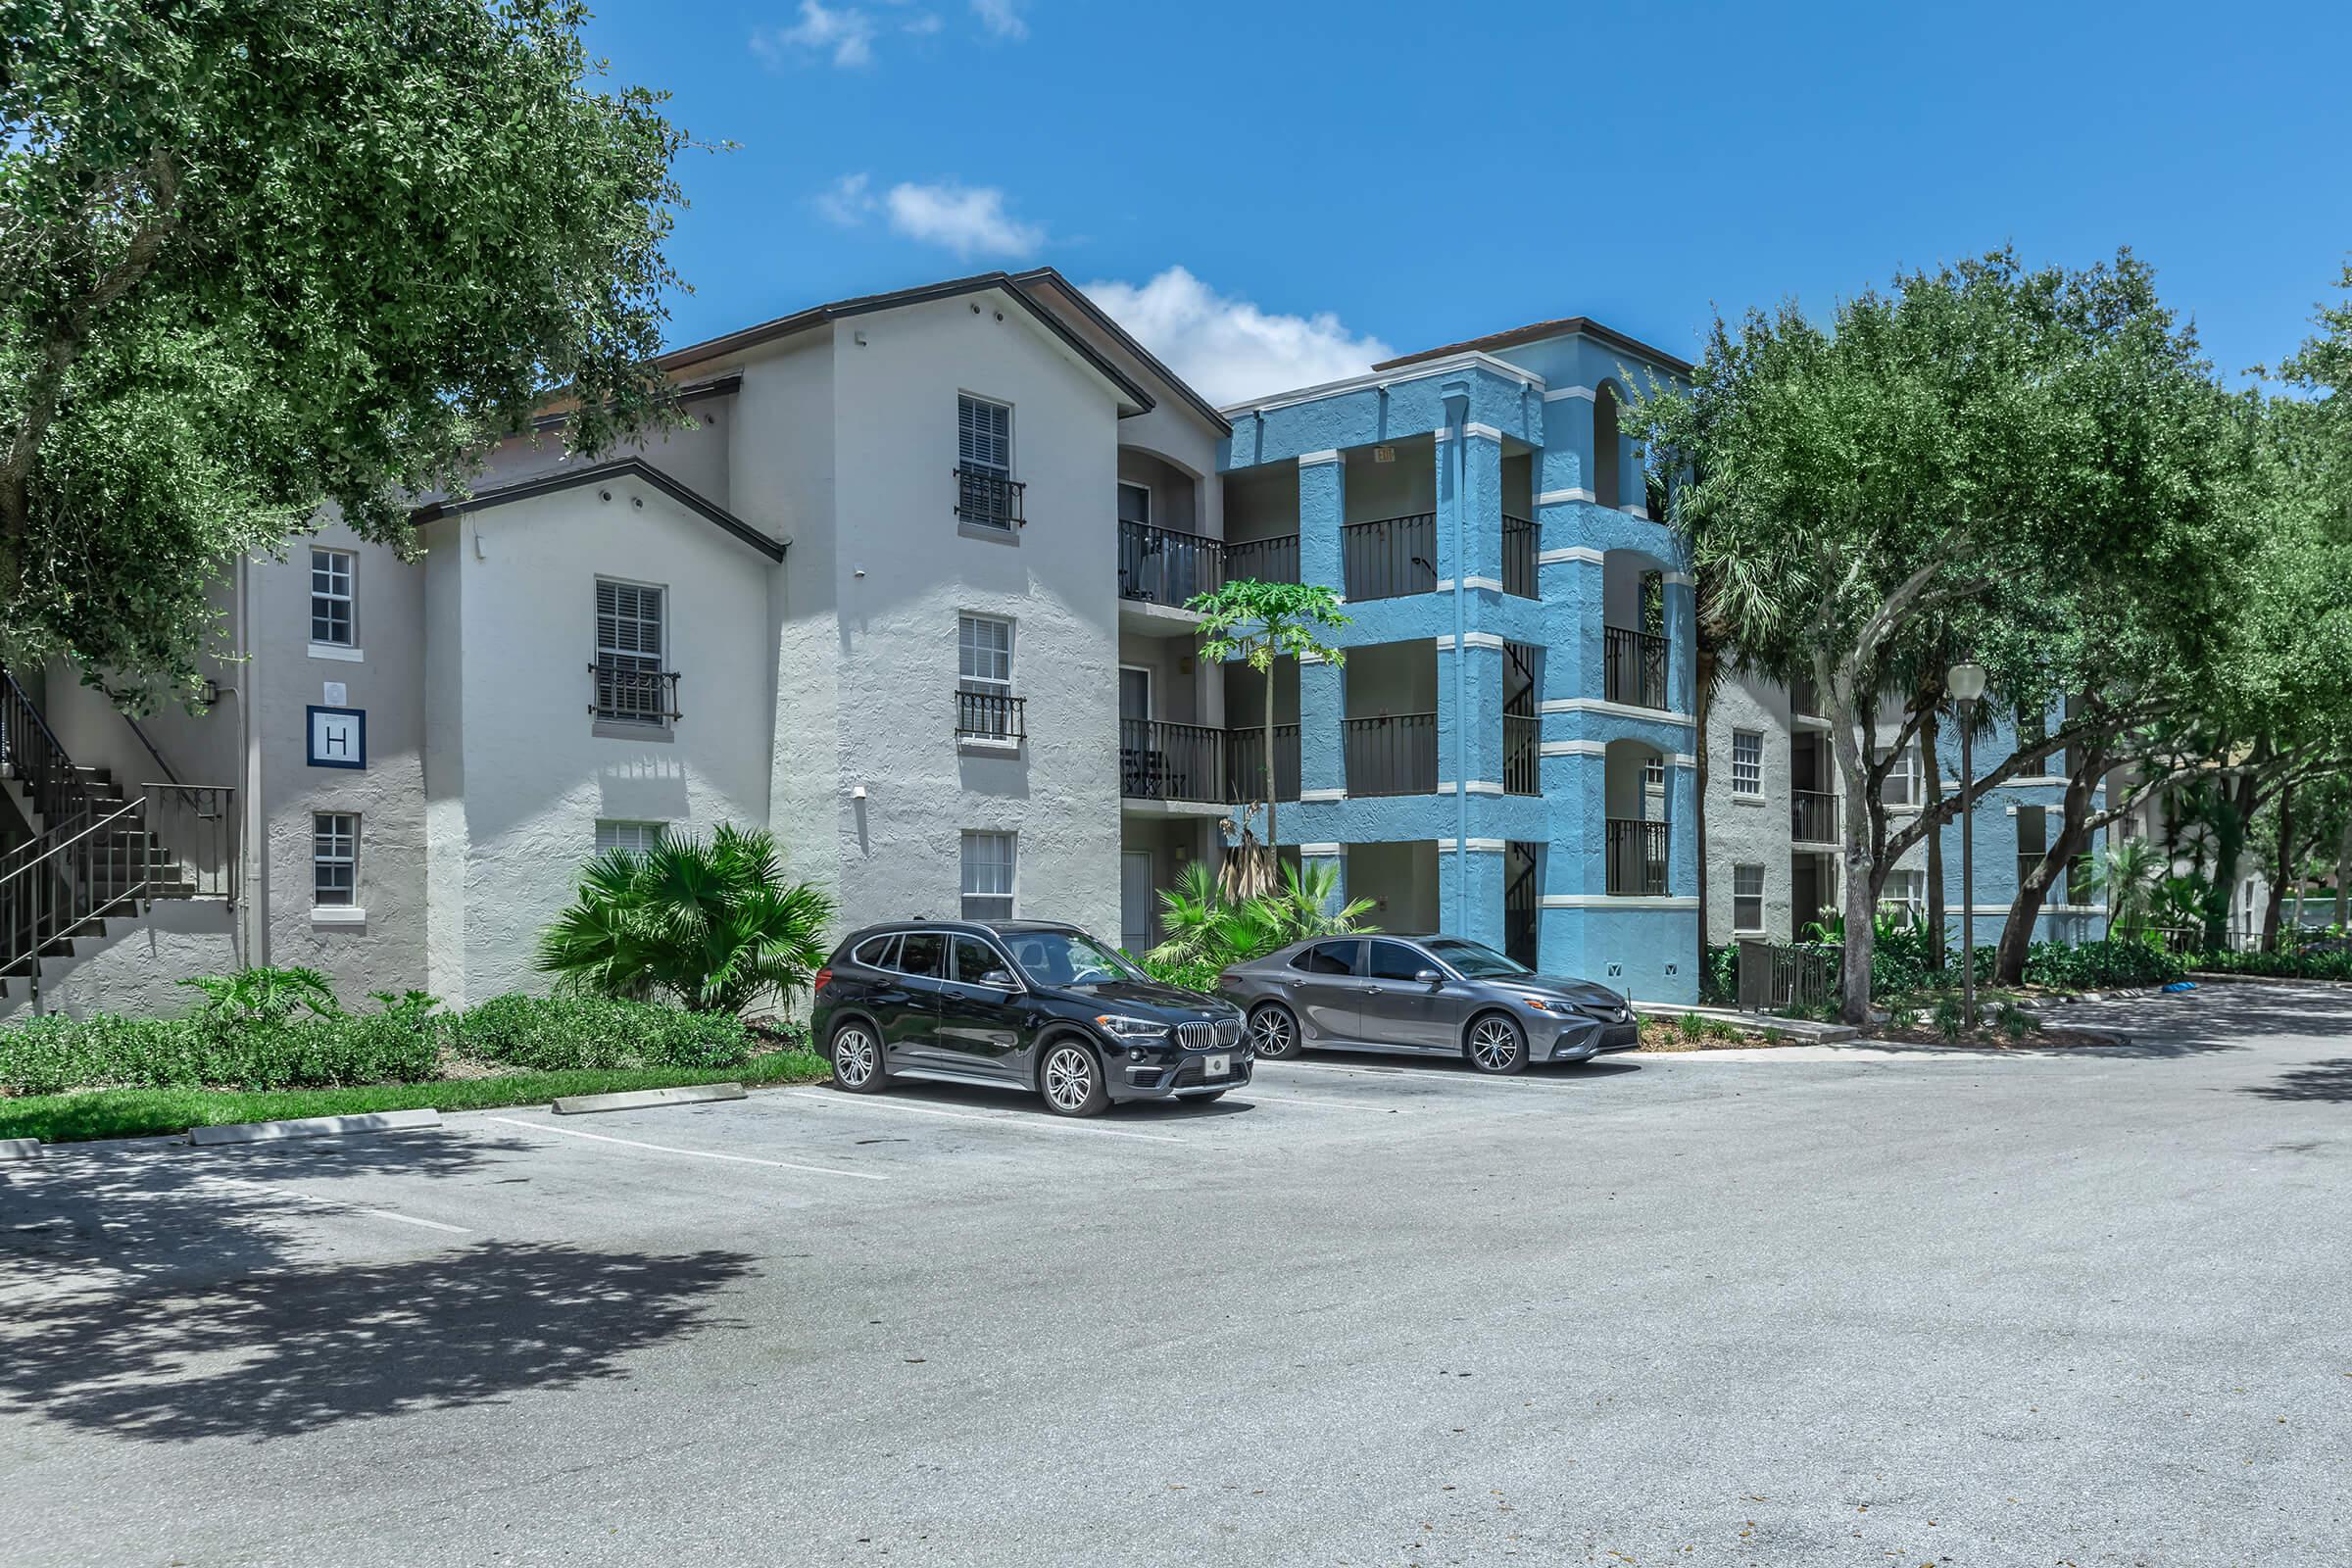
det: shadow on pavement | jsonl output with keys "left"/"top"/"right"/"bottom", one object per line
{"left": 0, "top": 1240, "right": 756, "bottom": 1443}
{"left": 0, "top": 1131, "right": 532, "bottom": 1289}
{"left": 2242, "top": 1057, "right": 2352, "bottom": 1103}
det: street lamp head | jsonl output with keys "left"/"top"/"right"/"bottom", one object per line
{"left": 1946, "top": 661, "right": 1988, "bottom": 704}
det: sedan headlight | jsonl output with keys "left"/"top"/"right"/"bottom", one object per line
{"left": 1516, "top": 995, "right": 1560, "bottom": 1012}
{"left": 1095, "top": 1014, "right": 1173, "bottom": 1043}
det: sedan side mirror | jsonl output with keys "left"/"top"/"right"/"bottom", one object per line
{"left": 1414, "top": 968, "right": 1445, "bottom": 987}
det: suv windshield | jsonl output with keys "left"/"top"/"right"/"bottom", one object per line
{"left": 1423, "top": 938, "right": 1532, "bottom": 978}
{"left": 1001, "top": 929, "right": 1143, "bottom": 989}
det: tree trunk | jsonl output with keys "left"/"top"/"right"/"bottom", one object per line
{"left": 1919, "top": 704, "right": 1946, "bottom": 969}
{"left": 1824, "top": 656, "right": 1877, "bottom": 1025}
{"left": 2261, "top": 783, "right": 2293, "bottom": 951}
{"left": 1994, "top": 752, "right": 2100, "bottom": 983}
{"left": 1692, "top": 644, "right": 1715, "bottom": 978}
{"left": 2205, "top": 769, "right": 2257, "bottom": 953}
{"left": 1262, "top": 687, "right": 1277, "bottom": 886}
{"left": 2336, "top": 816, "right": 2351, "bottom": 932}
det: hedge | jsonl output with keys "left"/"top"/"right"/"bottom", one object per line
{"left": 453, "top": 994, "right": 759, "bottom": 1071}
{"left": 0, "top": 1009, "right": 440, "bottom": 1097}
{"left": 2192, "top": 948, "right": 2352, "bottom": 982}
{"left": 2021, "top": 939, "right": 2185, "bottom": 991}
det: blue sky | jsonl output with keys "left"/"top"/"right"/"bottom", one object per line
{"left": 582, "top": 0, "right": 2352, "bottom": 404}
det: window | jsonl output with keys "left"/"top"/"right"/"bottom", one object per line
{"left": 1644, "top": 755, "right": 1666, "bottom": 791}
{"left": 1731, "top": 730, "right": 1763, "bottom": 797}
{"left": 957, "top": 614, "right": 1016, "bottom": 739}
{"left": 313, "top": 812, "right": 358, "bottom": 906}
{"left": 1732, "top": 863, "right": 1764, "bottom": 932}
{"left": 852, "top": 934, "right": 900, "bottom": 969}
{"left": 1291, "top": 940, "right": 1359, "bottom": 976}
{"left": 1877, "top": 744, "right": 1921, "bottom": 808}
{"left": 1362, "top": 940, "right": 1435, "bottom": 982}
{"left": 595, "top": 580, "right": 668, "bottom": 725}
{"left": 2017, "top": 806, "right": 2048, "bottom": 888}
{"left": 897, "top": 931, "right": 944, "bottom": 978}
{"left": 957, "top": 395, "right": 1016, "bottom": 530}
{"left": 595, "top": 820, "right": 664, "bottom": 856}
{"left": 311, "top": 548, "right": 355, "bottom": 646}
{"left": 1881, "top": 868, "right": 1925, "bottom": 924}
{"left": 960, "top": 831, "right": 1016, "bottom": 920}
{"left": 1421, "top": 938, "right": 1532, "bottom": 978}
{"left": 1117, "top": 482, "right": 1151, "bottom": 527}
{"left": 952, "top": 935, "right": 1014, "bottom": 986}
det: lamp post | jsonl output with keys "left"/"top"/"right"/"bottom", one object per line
{"left": 1946, "top": 661, "right": 1988, "bottom": 1030}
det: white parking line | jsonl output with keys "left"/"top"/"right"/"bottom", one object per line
{"left": 197, "top": 1175, "right": 472, "bottom": 1235}
{"left": 784, "top": 1091, "right": 1186, "bottom": 1144}
{"left": 1262, "top": 1060, "right": 1571, "bottom": 1092}
{"left": 1234, "top": 1091, "right": 1406, "bottom": 1114}
{"left": 483, "top": 1116, "right": 888, "bottom": 1179}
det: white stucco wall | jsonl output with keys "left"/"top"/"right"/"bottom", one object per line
{"left": 1703, "top": 672, "right": 1799, "bottom": 942}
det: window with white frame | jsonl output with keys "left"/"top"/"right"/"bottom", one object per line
{"left": 311, "top": 548, "right": 356, "bottom": 646}
{"left": 595, "top": 820, "right": 665, "bottom": 856}
{"left": 957, "top": 395, "right": 1016, "bottom": 529}
{"left": 956, "top": 613, "right": 1016, "bottom": 738}
{"left": 313, "top": 812, "right": 358, "bottom": 906}
{"left": 1732, "top": 863, "right": 1764, "bottom": 932}
{"left": 1876, "top": 743, "right": 1922, "bottom": 808}
{"left": 594, "top": 579, "right": 668, "bottom": 725}
{"left": 1881, "top": 867, "right": 1926, "bottom": 924}
{"left": 961, "top": 831, "right": 1016, "bottom": 920}
{"left": 1731, "top": 730, "right": 1763, "bottom": 797}
{"left": 1643, "top": 755, "right": 1665, "bottom": 791}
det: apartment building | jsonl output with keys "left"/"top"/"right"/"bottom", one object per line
{"left": 1702, "top": 675, "right": 2109, "bottom": 949}
{"left": 1, "top": 269, "right": 1229, "bottom": 1018}
{"left": 1184, "top": 318, "right": 1704, "bottom": 1003}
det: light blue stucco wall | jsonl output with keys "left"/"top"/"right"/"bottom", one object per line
{"left": 1902, "top": 712, "right": 2110, "bottom": 950}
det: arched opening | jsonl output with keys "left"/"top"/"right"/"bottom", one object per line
{"left": 1599, "top": 548, "right": 1673, "bottom": 710}
{"left": 1592, "top": 383, "right": 1621, "bottom": 510}
{"left": 1603, "top": 738, "right": 1669, "bottom": 896}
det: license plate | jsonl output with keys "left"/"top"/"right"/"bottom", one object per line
{"left": 1203, "top": 1054, "right": 1230, "bottom": 1078}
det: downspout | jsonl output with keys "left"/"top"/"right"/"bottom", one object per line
{"left": 1444, "top": 387, "right": 1470, "bottom": 935}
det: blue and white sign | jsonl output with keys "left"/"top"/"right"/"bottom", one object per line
{"left": 307, "top": 706, "right": 367, "bottom": 769}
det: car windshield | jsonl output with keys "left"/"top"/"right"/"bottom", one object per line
{"left": 1002, "top": 929, "right": 1144, "bottom": 989}
{"left": 1423, "top": 939, "right": 1532, "bottom": 979}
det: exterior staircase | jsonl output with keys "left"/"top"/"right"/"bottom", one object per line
{"left": 0, "top": 667, "right": 238, "bottom": 1006}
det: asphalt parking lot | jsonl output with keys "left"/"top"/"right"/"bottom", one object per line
{"left": 4, "top": 982, "right": 2349, "bottom": 1567}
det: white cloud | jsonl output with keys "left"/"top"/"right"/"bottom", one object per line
{"left": 902, "top": 10, "right": 944, "bottom": 36}
{"left": 970, "top": 0, "right": 1028, "bottom": 39}
{"left": 754, "top": 1, "right": 877, "bottom": 68}
{"left": 1080, "top": 268, "right": 1395, "bottom": 407}
{"left": 883, "top": 180, "right": 1045, "bottom": 259}
{"left": 816, "top": 172, "right": 877, "bottom": 226}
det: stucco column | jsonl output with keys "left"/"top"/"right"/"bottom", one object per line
{"left": 1299, "top": 654, "right": 1344, "bottom": 799}
{"left": 1438, "top": 638, "right": 1504, "bottom": 791}
{"left": 1668, "top": 755, "right": 1699, "bottom": 895}
{"left": 1439, "top": 839, "right": 1507, "bottom": 948}
{"left": 1298, "top": 450, "right": 1344, "bottom": 592}
{"left": 1455, "top": 428, "right": 1504, "bottom": 587}
{"left": 1616, "top": 426, "right": 1645, "bottom": 512}
{"left": 1662, "top": 572, "right": 1696, "bottom": 715}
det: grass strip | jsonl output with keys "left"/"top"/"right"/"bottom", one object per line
{"left": 0, "top": 1050, "right": 831, "bottom": 1146}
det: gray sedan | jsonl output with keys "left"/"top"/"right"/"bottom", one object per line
{"left": 1217, "top": 935, "right": 1640, "bottom": 1075}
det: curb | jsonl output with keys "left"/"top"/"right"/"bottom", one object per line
{"left": 552, "top": 1082, "right": 748, "bottom": 1116}
{"left": 0, "top": 1137, "right": 40, "bottom": 1160}
{"left": 188, "top": 1107, "right": 444, "bottom": 1146}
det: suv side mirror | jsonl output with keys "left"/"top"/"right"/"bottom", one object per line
{"left": 980, "top": 968, "right": 1019, "bottom": 990}
{"left": 1414, "top": 968, "right": 1445, "bottom": 987}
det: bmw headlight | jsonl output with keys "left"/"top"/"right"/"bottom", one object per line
{"left": 1095, "top": 1014, "right": 1173, "bottom": 1043}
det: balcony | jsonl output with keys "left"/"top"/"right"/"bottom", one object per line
{"left": 1503, "top": 714, "right": 1542, "bottom": 796}
{"left": 1225, "top": 532, "right": 1299, "bottom": 585}
{"left": 954, "top": 689, "right": 1026, "bottom": 742}
{"left": 1605, "top": 818, "right": 1669, "bottom": 896}
{"left": 954, "top": 467, "right": 1024, "bottom": 531}
{"left": 1344, "top": 712, "right": 1438, "bottom": 798}
{"left": 1343, "top": 514, "right": 1438, "bottom": 602}
{"left": 1788, "top": 674, "right": 1824, "bottom": 719}
{"left": 1502, "top": 514, "right": 1539, "bottom": 599}
{"left": 1225, "top": 723, "right": 1300, "bottom": 804}
{"left": 1118, "top": 520, "right": 1223, "bottom": 612}
{"left": 1790, "top": 789, "right": 1838, "bottom": 845}
{"left": 1602, "top": 625, "right": 1670, "bottom": 710}
{"left": 1120, "top": 719, "right": 1224, "bottom": 804}
{"left": 591, "top": 662, "right": 681, "bottom": 727}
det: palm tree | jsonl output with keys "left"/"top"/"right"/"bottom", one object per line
{"left": 2089, "top": 839, "right": 2164, "bottom": 940}
{"left": 1147, "top": 859, "right": 1374, "bottom": 972}
{"left": 1188, "top": 578, "right": 1349, "bottom": 883}
{"left": 537, "top": 823, "right": 836, "bottom": 1013}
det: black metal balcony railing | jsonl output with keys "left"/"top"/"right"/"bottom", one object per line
{"left": 1225, "top": 532, "right": 1299, "bottom": 585}
{"left": 1501, "top": 514, "right": 1539, "bottom": 599}
{"left": 1605, "top": 818, "right": 1670, "bottom": 896}
{"left": 1503, "top": 714, "right": 1543, "bottom": 797}
{"left": 591, "top": 662, "right": 681, "bottom": 726}
{"left": 1602, "top": 625, "right": 1670, "bottom": 710}
{"left": 1344, "top": 711, "right": 1438, "bottom": 798}
{"left": 1225, "top": 723, "right": 1300, "bottom": 804}
{"left": 1790, "top": 789, "right": 1838, "bottom": 845}
{"left": 1342, "top": 514, "right": 1438, "bottom": 602}
{"left": 955, "top": 689, "right": 1026, "bottom": 741}
{"left": 1120, "top": 718, "right": 1224, "bottom": 803}
{"left": 1118, "top": 520, "right": 1223, "bottom": 610}
{"left": 1788, "top": 674, "right": 1823, "bottom": 718}
{"left": 955, "top": 467, "right": 1025, "bottom": 531}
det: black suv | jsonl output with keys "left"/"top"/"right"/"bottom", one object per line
{"left": 811, "top": 920, "right": 1251, "bottom": 1117}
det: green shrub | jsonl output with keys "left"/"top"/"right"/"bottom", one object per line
{"left": 455, "top": 994, "right": 753, "bottom": 1072}
{"left": 2022, "top": 939, "right": 2183, "bottom": 991}
{"left": 1133, "top": 954, "right": 1225, "bottom": 995}
{"left": 2193, "top": 947, "right": 2352, "bottom": 981}
{"left": 1699, "top": 944, "right": 1740, "bottom": 1005}
{"left": 0, "top": 1003, "right": 440, "bottom": 1096}
{"left": 1930, "top": 992, "right": 1968, "bottom": 1043}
